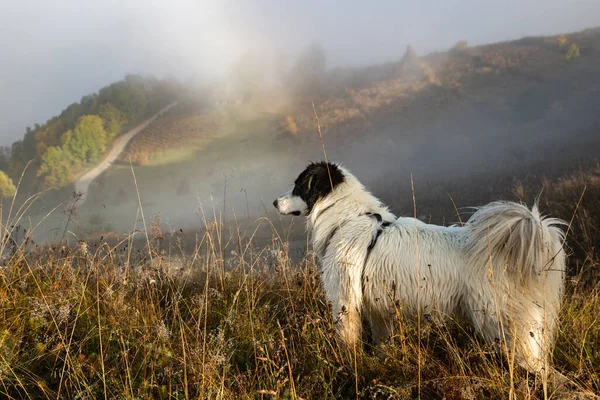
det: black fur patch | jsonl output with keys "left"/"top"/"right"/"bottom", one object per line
{"left": 292, "top": 162, "right": 345, "bottom": 214}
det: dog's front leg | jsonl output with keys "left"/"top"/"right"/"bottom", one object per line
{"left": 322, "top": 265, "right": 363, "bottom": 348}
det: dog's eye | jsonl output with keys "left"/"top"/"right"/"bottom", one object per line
{"left": 292, "top": 184, "right": 304, "bottom": 197}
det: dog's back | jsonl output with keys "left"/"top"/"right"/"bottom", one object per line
{"left": 362, "top": 218, "right": 465, "bottom": 327}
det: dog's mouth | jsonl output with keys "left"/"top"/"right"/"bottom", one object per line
{"left": 273, "top": 193, "right": 307, "bottom": 216}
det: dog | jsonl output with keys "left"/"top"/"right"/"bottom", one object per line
{"left": 273, "top": 161, "right": 566, "bottom": 373}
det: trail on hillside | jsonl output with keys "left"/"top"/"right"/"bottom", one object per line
{"left": 74, "top": 102, "right": 178, "bottom": 204}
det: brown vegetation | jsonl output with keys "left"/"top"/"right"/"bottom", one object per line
{"left": 0, "top": 163, "right": 599, "bottom": 399}
{"left": 281, "top": 28, "right": 599, "bottom": 144}
{"left": 120, "top": 103, "right": 221, "bottom": 162}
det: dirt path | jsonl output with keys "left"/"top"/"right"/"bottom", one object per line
{"left": 74, "top": 102, "right": 178, "bottom": 204}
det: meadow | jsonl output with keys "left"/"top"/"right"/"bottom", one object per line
{"left": 0, "top": 162, "right": 598, "bottom": 400}
{"left": 1, "top": 28, "right": 599, "bottom": 399}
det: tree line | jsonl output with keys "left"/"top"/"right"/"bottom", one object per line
{"left": 0, "top": 75, "right": 179, "bottom": 196}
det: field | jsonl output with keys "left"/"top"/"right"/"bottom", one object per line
{"left": 13, "top": 27, "right": 597, "bottom": 244}
{"left": 118, "top": 102, "right": 223, "bottom": 167}
{"left": 1, "top": 27, "right": 600, "bottom": 399}
{"left": 0, "top": 162, "right": 599, "bottom": 400}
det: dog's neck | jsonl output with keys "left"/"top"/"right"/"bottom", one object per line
{"left": 306, "top": 171, "right": 395, "bottom": 258}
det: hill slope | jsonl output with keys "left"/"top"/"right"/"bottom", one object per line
{"left": 89, "top": 28, "right": 600, "bottom": 220}
{"left": 11, "top": 28, "right": 600, "bottom": 239}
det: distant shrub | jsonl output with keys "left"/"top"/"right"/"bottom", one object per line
{"left": 398, "top": 45, "right": 419, "bottom": 75}
{"left": 62, "top": 115, "right": 108, "bottom": 164}
{"left": 420, "top": 62, "right": 439, "bottom": 85}
{"left": 135, "top": 152, "right": 149, "bottom": 166}
{"left": 565, "top": 43, "right": 580, "bottom": 60}
{"left": 284, "top": 116, "right": 298, "bottom": 135}
{"left": 287, "top": 43, "right": 328, "bottom": 100}
{"left": 37, "top": 146, "right": 72, "bottom": 189}
{"left": 0, "top": 171, "right": 16, "bottom": 199}
{"left": 452, "top": 41, "right": 469, "bottom": 52}
{"left": 557, "top": 34, "right": 568, "bottom": 48}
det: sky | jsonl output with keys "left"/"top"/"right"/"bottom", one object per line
{"left": 1, "top": 0, "right": 599, "bottom": 145}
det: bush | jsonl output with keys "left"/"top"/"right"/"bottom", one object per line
{"left": 284, "top": 115, "right": 298, "bottom": 135}
{"left": 420, "top": 62, "right": 439, "bottom": 84}
{"left": 62, "top": 115, "right": 108, "bottom": 164}
{"left": 557, "top": 34, "right": 568, "bottom": 48}
{"left": 565, "top": 43, "right": 580, "bottom": 60}
{"left": 37, "top": 146, "right": 72, "bottom": 189}
{"left": 135, "top": 152, "right": 149, "bottom": 166}
{"left": 0, "top": 170, "right": 16, "bottom": 198}
{"left": 452, "top": 40, "right": 469, "bottom": 52}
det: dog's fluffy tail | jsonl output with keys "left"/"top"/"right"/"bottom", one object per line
{"left": 464, "top": 201, "right": 567, "bottom": 372}
{"left": 465, "top": 201, "right": 566, "bottom": 280}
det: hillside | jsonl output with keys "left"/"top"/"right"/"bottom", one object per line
{"left": 287, "top": 29, "right": 600, "bottom": 158}
{"left": 1, "top": 28, "right": 600, "bottom": 400}
{"left": 117, "top": 101, "right": 222, "bottom": 165}
{"left": 3, "top": 27, "right": 600, "bottom": 243}
{"left": 75, "top": 28, "right": 600, "bottom": 223}
{"left": 0, "top": 75, "right": 180, "bottom": 197}
{"left": 119, "top": 28, "right": 600, "bottom": 164}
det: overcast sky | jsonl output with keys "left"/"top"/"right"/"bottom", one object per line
{"left": 1, "top": 0, "right": 598, "bottom": 145}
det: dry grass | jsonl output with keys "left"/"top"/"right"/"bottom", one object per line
{"left": 119, "top": 103, "right": 221, "bottom": 163}
{"left": 0, "top": 166, "right": 599, "bottom": 399}
{"left": 283, "top": 29, "right": 600, "bottom": 146}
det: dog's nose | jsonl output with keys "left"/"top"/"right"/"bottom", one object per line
{"left": 273, "top": 199, "right": 279, "bottom": 209}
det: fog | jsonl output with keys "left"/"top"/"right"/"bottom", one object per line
{"left": 2, "top": 0, "right": 600, "bottom": 143}
{"left": 2, "top": 1, "right": 600, "bottom": 249}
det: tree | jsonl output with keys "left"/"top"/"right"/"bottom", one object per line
{"left": 565, "top": 43, "right": 580, "bottom": 60}
{"left": 99, "top": 103, "right": 126, "bottom": 139}
{"left": 3, "top": 74, "right": 179, "bottom": 190}
{"left": 37, "top": 146, "right": 72, "bottom": 188}
{"left": 0, "top": 146, "right": 11, "bottom": 172}
{"left": 452, "top": 41, "right": 469, "bottom": 52}
{"left": 288, "top": 43, "right": 327, "bottom": 100}
{"left": 398, "top": 45, "right": 419, "bottom": 75}
{"left": 62, "top": 115, "right": 108, "bottom": 164}
{"left": 34, "top": 128, "right": 49, "bottom": 158}
{"left": 98, "top": 75, "right": 149, "bottom": 122}
{"left": 9, "top": 140, "right": 26, "bottom": 178}
{"left": 0, "top": 171, "right": 16, "bottom": 199}
{"left": 228, "top": 51, "right": 267, "bottom": 103}
{"left": 21, "top": 126, "right": 38, "bottom": 162}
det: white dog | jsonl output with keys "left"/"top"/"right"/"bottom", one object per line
{"left": 274, "top": 161, "right": 566, "bottom": 373}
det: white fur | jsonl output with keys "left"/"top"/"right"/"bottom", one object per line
{"left": 277, "top": 165, "right": 566, "bottom": 373}
{"left": 275, "top": 189, "right": 308, "bottom": 216}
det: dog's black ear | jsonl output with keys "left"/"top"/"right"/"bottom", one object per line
{"left": 295, "top": 162, "right": 344, "bottom": 213}
{"left": 308, "top": 161, "right": 344, "bottom": 194}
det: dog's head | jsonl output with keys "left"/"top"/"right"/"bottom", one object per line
{"left": 273, "top": 161, "right": 345, "bottom": 216}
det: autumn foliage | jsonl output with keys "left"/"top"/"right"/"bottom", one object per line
{"left": 6, "top": 75, "right": 178, "bottom": 189}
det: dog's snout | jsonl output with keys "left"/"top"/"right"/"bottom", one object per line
{"left": 273, "top": 199, "right": 279, "bottom": 209}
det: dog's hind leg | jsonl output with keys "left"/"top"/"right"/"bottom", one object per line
{"left": 366, "top": 311, "right": 392, "bottom": 345}
{"left": 466, "top": 285, "right": 556, "bottom": 377}
{"left": 511, "top": 298, "right": 559, "bottom": 376}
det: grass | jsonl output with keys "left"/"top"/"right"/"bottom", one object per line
{"left": 118, "top": 100, "right": 276, "bottom": 167}
{"left": 0, "top": 164, "right": 599, "bottom": 400}
{"left": 3, "top": 29, "right": 599, "bottom": 398}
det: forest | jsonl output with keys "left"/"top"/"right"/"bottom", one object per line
{"left": 0, "top": 75, "right": 179, "bottom": 194}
